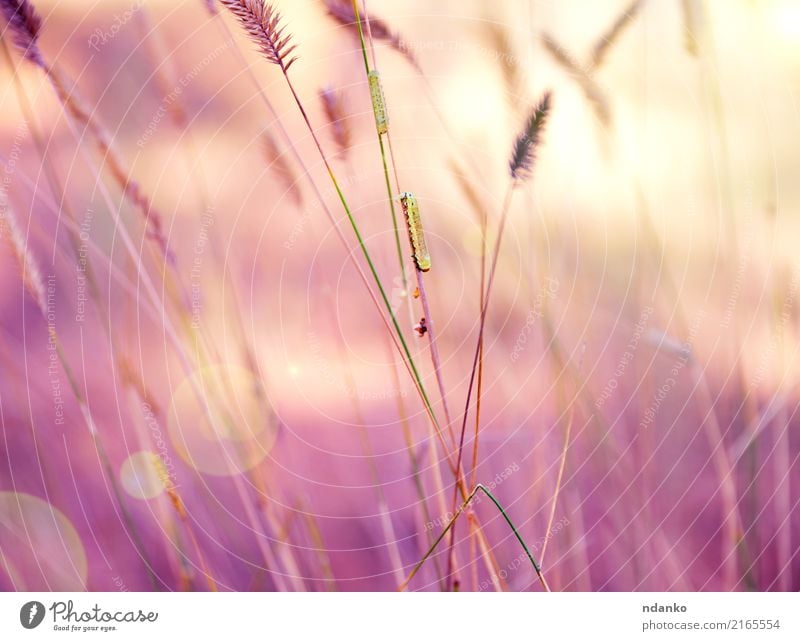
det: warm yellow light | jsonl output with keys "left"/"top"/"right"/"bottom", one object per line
{"left": 771, "top": 1, "right": 800, "bottom": 43}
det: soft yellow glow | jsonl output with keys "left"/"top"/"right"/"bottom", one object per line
{"left": 0, "top": 492, "right": 88, "bottom": 590}
{"left": 120, "top": 451, "right": 169, "bottom": 500}
{"left": 168, "top": 364, "right": 277, "bottom": 476}
{"left": 771, "top": 1, "right": 800, "bottom": 42}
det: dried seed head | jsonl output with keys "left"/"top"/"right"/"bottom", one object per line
{"left": 0, "top": 0, "right": 44, "bottom": 67}
{"left": 220, "top": 0, "right": 298, "bottom": 71}
{"left": 509, "top": 92, "right": 552, "bottom": 181}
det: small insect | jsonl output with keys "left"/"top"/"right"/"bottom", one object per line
{"left": 397, "top": 192, "right": 431, "bottom": 272}
{"left": 414, "top": 317, "right": 428, "bottom": 337}
{"left": 368, "top": 70, "right": 389, "bottom": 135}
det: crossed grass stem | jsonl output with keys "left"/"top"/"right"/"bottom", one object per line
{"left": 398, "top": 483, "right": 548, "bottom": 591}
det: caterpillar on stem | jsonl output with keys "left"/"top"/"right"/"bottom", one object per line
{"left": 397, "top": 192, "right": 431, "bottom": 272}
{"left": 368, "top": 69, "right": 389, "bottom": 135}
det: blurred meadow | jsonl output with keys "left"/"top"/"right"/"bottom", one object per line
{"left": 0, "top": 0, "right": 799, "bottom": 591}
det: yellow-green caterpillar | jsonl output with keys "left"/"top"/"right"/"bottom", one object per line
{"left": 368, "top": 70, "right": 388, "bottom": 135}
{"left": 398, "top": 192, "right": 431, "bottom": 272}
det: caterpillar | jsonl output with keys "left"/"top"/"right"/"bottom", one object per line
{"left": 398, "top": 192, "right": 431, "bottom": 272}
{"left": 368, "top": 70, "right": 389, "bottom": 135}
